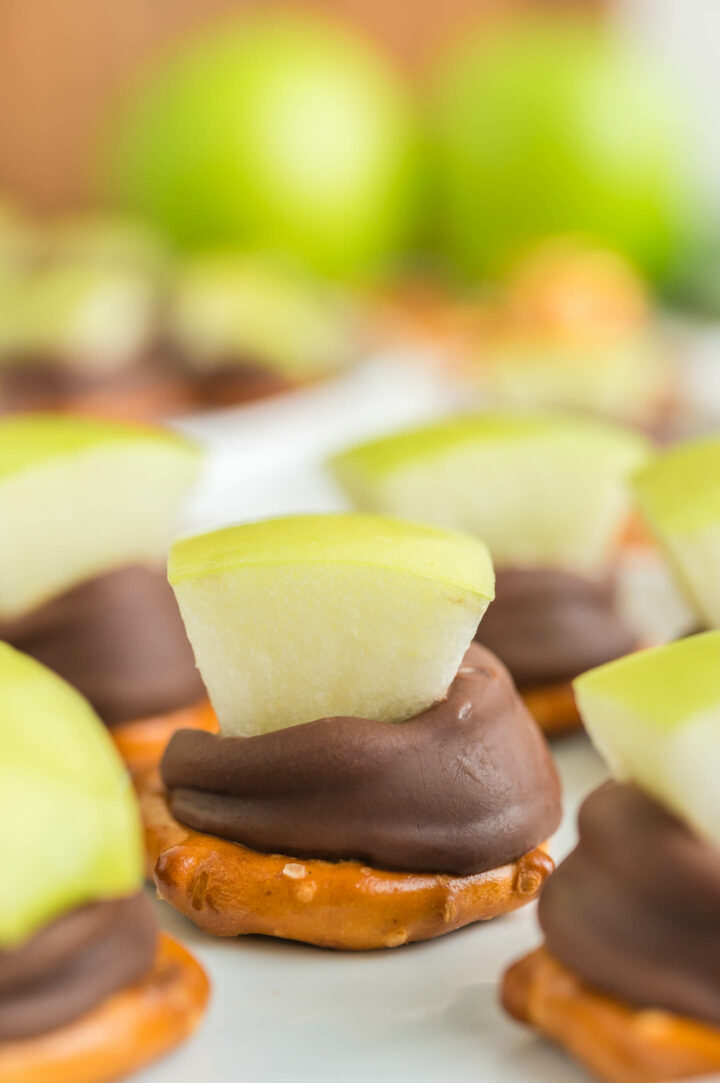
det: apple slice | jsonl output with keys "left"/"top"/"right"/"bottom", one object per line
{"left": 170, "top": 253, "right": 356, "bottom": 378}
{"left": 330, "top": 413, "right": 649, "bottom": 574}
{"left": 476, "top": 335, "right": 670, "bottom": 427}
{"left": 574, "top": 631, "right": 720, "bottom": 844}
{"left": 169, "top": 513, "right": 494, "bottom": 736}
{"left": 634, "top": 436, "right": 720, "bottom": 628}
{"left": 15, "top": 262, "right": 157, "bottom": 371}
{"left": 0, "top": 415, "right": 201, "bottom": 619}
{"left": 0, "top": 643, "right": 143, "bottom": 948}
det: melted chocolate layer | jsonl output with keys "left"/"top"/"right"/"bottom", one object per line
{"left": 0, "top": 893, "right": 157, "bottom": 1041}
{"left": 476, "top": 567, "right": 638, "bottom": 688}
{"left": 0, "top": 566, "right": 205, "bottom": 725}
{"left": 539, "top": 782, "right": 720, "bottom": 1026}
{"left": 162, "top": 643, "right": 561, "bottom": 877}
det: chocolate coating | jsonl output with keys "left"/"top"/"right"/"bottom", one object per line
{"left": 539, "top": 782, "right": 720, "bottom": 1026}
{"left": 476, "top": 567, "right": 638, "bottom": 688}
{"left": 0, "top": 893, "right": 157, "bottom": 1041}
{"left": 0, "top": 355, "right": 195, "bottom": 417}
{"left": 0, "top": 565, "right": 205, "bottom": 725}
{"left": 162, "top": 644, "right": 562, "bottom": 877}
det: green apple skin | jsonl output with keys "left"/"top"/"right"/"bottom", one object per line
{"left": 574, "top": 631, "right": 720, "bottom": 845}
{"left": 105, "top": 13, "right": 422, "bottom": 282}
{"left": 0, "top": 643, "right": 143, "bottom": 949}
{"left": 0, "top": 415, "right": 201, "bottom": 619}
{"left": 430, "top": 17, "right": 694, "bottom": 284}
{"left": 634, "top": 436, "right": 720, "bottom": 629}
{"left": 169, "top": 513, "right": 495, "bottom": 736}
{"left": 330, "top": 412, "right": 650, "bottom": 574}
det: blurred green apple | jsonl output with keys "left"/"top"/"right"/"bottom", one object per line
{"left": 430, "top": 17, "right": 694, "bottom": 284}
{"left": 104, "top": 13, "right": 422, "bottom": 281}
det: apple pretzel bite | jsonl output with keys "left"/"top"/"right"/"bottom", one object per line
{"left": 0, "top": 935, "right": 209, "bottom": 1083}
{"left": 503, "top": 948, "right": 720, "bottom": 1083}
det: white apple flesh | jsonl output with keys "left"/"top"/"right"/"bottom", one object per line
{"left": 331, "top": 413, "right": 649, "bottom": 574}
{"left": 169, "top": 513, "right": 495, "bottom": 736}
{"left": 574, "top": 631, "right": 720, "bottom": 844}
{"left": 634, "top": 436, "right": 720, "bottom": 629}
{"left": 0, "top": 415, "right": 201, "bottom": 619}
{"left": 0, "top": 644, "right": 143, "bottom": 948}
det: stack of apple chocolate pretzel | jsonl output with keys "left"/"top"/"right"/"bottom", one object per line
{"left": 0, "top": 211, "right": 363, "bottom": 419}
{"left": 3, "top": 402, "right": 720, "bottom": 1083}
{"left": 0, "top": 643, "right": 209, "bottom": 1081}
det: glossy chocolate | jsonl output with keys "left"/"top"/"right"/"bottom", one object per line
{"left": 0, "top": 893, "right": 157, "bottom": 1041}
{"left": 162, "top": 643, "right": 561, "bottom": 877}
{"left": 540, "top": 782, "right": 720, "bottom": 1026}
{"left": 0, "top": 565, "right": 205, "bottom": 725}
{"left": 476, "top": 567, "right": 638, "bottom": 688}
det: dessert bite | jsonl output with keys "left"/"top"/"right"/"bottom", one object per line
{"left": 634, "top": 435, "right": 720, "bottom": 631}
{"left": 168, "top": 253, "right": 361, "bottom": 409}
{"left": 143, "top": 513, "right": 562, "bottom": 949}
{"left": 503, "top": 631, "right": 720, "bottom": 1083}
{"left": 0, "top": 414, "right": 213, "bottom": 775}
{"left": 0, "top": 643, "right": 208, "bottom": 1082}
{"left": 467, "top": 238, "right": 674, "bottom": 433}
{"left": 331, "top": 413, "right": 649, "bottom": 734}
{"left": 0, "top": 214, "right": 188, "bottom": 420}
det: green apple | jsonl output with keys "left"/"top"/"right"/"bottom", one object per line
{"left": 104, "top": 12, "right": 422, "bottom": 281}
{"left": 634, "top": 436, "right": 720, "bottom": 629}
{"left": 12, "top": 261, "right": 157, "bottom": 371}
{"left": 574, "top": 631, "right": 720, "bottom": 843}
{"left": 430, "top": 17, "right": 694, "bottom": 284}
{"left": 0, "top": 643, "right": 143, "bottom": 948}
{"left": 476, "top": 335, "right": 670, "bottom": 427}
{"left": 169, "top": 513, "right": 494, "bottom": 736}
{"left": 330, "top": 413, "right": 649, "bottom": 573}
{"left": 0, "top": 415, "right": 200, "bottom": 619}
{"left": 170, "top": 252, "right": 357, "bottom": 378}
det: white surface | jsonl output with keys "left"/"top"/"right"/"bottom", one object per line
{"left": 136, "top": 354, "right": 713, "bottom": 1082}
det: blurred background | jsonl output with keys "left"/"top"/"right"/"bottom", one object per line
{"left": 0, "top": 0, "right": 718, "bottom": 458}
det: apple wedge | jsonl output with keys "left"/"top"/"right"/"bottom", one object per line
{"left": 330, "top": 413, "right": 649, "bottom": 573}
{"left": 0, "top": 643, "right": 143, "bottom": 948}
{"left": 170, "top": 253, "right": 355, "bottom": 378}
{"left": 169, "top": 513, "right": 494, "bottom": 736}
{"left": 634, "top": 435, "right": 720, "bottom": 628}
{"left": 574, "top": 631, "right": 720, "bottom": 844}
{"left": 0, "top": 415, "right": 200, "bottom": 619}
{"left": 14, "top": 262, "right": 157, "bottom": 371}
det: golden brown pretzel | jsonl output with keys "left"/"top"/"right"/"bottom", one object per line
{"left": 0, "top": 934, "right": 209, "bottom": 1083}
{"left": 521, "top": 682, "right": 581, "bottom": 737}
{"left": 140, "top": 778, "right": 553, "bottom": 951}
{"left": 111, "top": 700, "right": 218, "bottom": 779}
{"left": 503, "top": 947, "right": 720, "bottom": 1083}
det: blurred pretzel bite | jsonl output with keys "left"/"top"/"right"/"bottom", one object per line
{"left": 503, "top": 948, "right": 720, "bottom": 1083}
{"left": 0, "top": 933, "right": 208, "bottom": 1083}
{"left": 112, "top": 700, "right": 218, "bottom": 781}
{"left": 141, "top": 778, "right": 553, "bottom": 952}
{"left": 520, "top": 682, "right": 581, "bottom": 737}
